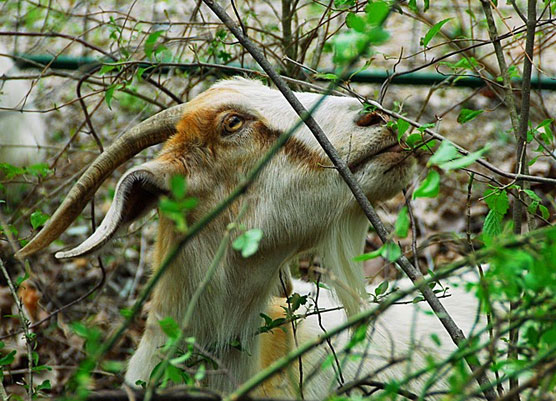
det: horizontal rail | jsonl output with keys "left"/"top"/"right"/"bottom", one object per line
{"left": 9, "top": 54, "right": 556, "bottom": 90}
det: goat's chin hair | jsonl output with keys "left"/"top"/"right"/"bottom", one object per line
{"left": 316, "top": 208, "right": 369, "bottom": 316}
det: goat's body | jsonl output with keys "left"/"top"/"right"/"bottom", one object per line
{"left": 260, "top": 279, "right": 483, "bottom": 399}
{"left": 127, "top": 252, "right": 484, "bottom": 400}
{"left": 0, "top": 46, "right": 46, "bottom": 167}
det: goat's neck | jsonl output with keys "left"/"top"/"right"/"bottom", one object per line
{"left": 130, "top": 215, "right": 292, "bottom": 389}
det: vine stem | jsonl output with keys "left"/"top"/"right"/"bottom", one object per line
{"left": 201, "top": 1, "right": 496, "bottom": 400}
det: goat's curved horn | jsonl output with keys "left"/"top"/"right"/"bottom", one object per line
{"left": 15, "top": 104, "right": 189, "bottom": 260}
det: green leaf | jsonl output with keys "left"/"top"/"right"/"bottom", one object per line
{"left": 119, "top": 308, "right": 133, "bottom": 318}
{"left": 457, "top": 108, "right": 484, "bottom": 124}
{"left": 413, "top": 170, "right": 440, "bottom": 199}
{"left": 333, "top": 31, "right": 369, "bottom": 64}
{"left": 30, "top": 210, "right": 49, "bottom": 229}
{"left": 288, "top": 293, "right": 307, "bottom": 312}
{"left": 365, "top": 1, "right": 389, "bottom": 26}
{"left": 194, "top": 364, "right": 206, "bottom": 381}
{"left": 394, "top": 206, "right": 410, "bottom": 238}
{"left": 483, "top": 210, "right": 502, "bottom": 239}
{"left": 334, "top": 0, "right": 355, "bottom": 7}
{"left": 438, "top": 145, "right": 489, "bottom": 171}
{"left": 484, "top": 189, "right": 509, "bottom": 215}
{"left": 420, "top": 18, "right": 451, "bottom": 47}
{"left": 26, "top": 163, "right": 52, "bottom": 177}
{"left": 346, "top": 323, "right": 367, "bottom": 350}
{"left": 0, "top": 350, "right": 16, "bottom": 366}
{"left": 406, "top": 133, "right": 424, "bottom": 148}
{"left": 374, "top": 280, "right": 389, "bottom": 296}
{"left": 528, "top": 200, "right": 539, "bottom": 215}
{"left": 145, "top": 30, "right": 164, "bottom": 59}
{"left": 539, "top": 204, "right": 550, "bottom": 220}
{"left": 105, "top": 84, "right": 117, "bottom": 109}
{"left": 366, "top": 27, "right": 390, "bottom": 44}
{"left": 170, "top": 175, "right": 187, "bottom": 199}
{"left": 523, "top": 189, "right": 542, "bottom": 202}
{"left": 430, "top": 333, "right": 442, "bottom": 346}
{"left": 396, "top": 118, "right": 410, "bottom": 140}
{"left": 15, "top": 272, "right": 29, "bottom": 289}
{"left": 346, "top": 13, "right": 366, "bottom": 32}
{"left": 158, "top": 317, "right": 180, "bottom": 340}
{"left": 313, "top": 72, "right": 338, "bottom": 81}
{"left": 427, "top": 141, "right": 459, "bottom": 166}
{"left": 100, "top": 361, "right": 124, "bottom": 373}
{"left": 383, "top": 242, "right": 401, "bottom": 262}
{"left": 232, "top": 229, "right": 263, "bottom": 258}
{"left": 99, "top": 64, "right": 116, "bottom": 75}
{"left": 353, "top": 246, "right": 383, "bottom": 261}
{"left": 170, "top": 350, "right": 192, "bottom": 366}
{"left": 541, "top": 327, "right": 556, "bottom": 346}
{"left": 36, "top": 379, "right": 51, "bottom": 392}
{"left": 0, "top": 163, "right": 25, "bottom": 179}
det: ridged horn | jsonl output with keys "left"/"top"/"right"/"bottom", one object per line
{"left": 15, "top": 103, "right": 189, "bottom": 259}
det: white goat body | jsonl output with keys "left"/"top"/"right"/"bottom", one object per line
{"left": 17, "top": 78, "right": 485, "bottom": 399}
{"left": 0, "top": 44, "right": 46, "bottom": 167}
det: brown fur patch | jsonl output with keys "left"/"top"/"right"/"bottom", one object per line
{"left": 258, "top": 298, "right": 298, "bottom": 396}
{"left": 255, "top": 122, "right": 327, "bottom": 170}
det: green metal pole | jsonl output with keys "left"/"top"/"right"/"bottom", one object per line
{"left": 11, "top": 54, "right": 556, "bottom": 90}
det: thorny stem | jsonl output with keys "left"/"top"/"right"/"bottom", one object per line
{"left": 201, "top": 1, "right": 496, "bottom": 400}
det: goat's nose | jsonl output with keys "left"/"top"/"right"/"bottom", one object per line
{"left": 356, "top": 111, "right": 388, "bottom": 127}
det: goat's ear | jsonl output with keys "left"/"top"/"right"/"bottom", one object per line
{"left": 55, "top": 163, "right": 169, "bottom": 259}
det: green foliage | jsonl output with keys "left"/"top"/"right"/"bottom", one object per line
{"left": 0, "top": 162, "right": 52, "bottom": 180}
{"left": 259, "top": 313, "right": 287, "bottom": 334}
{"left": 354, "top": 241, "right": 401, "bottom": 262}
{"left": 346, "top": 323, "right": 368, "bottom": 350}
{"left": 334, "top": 0, "right": 356, "bottom": 8}
{"left": 427, "top": 141, "right": 459, "bottom": 166}
{"left": 159, "top": 175, "right": 198, "bottom": 232}
{"left": 374, "top": 280, "right": 389, "bottom": 297}
{"left": 288, "top": 292, "right": 308, "bottom": 312}
{"left": 457, "top": 108, "right": 484, "bottom": 124}
{"left": 394, "top": 206, "right": 410, "bottom": 238}
{"left": 413, "top": 169, "right": 440, "bottom": 199}
{"left": 207, "top": 29, "right": 232, "bottom": 63}
{"left": 104, "top": 83, "right": 124, "bottom": 109}
{"left": 421, "top": 18, "right": 452, "bottom": 47}
{"left": 333, "top": 1, "right": 390, "bottom": 65}
{"left": 408, "top": 0, "right": 430, "bottom": 12}
{"left": 427, "top": 140, "right": 489, "bottom": 171}
{"left": 30, "top": 210, "right": 49, "bottom": 229}
{"left": 232, "top": 228, "right": 263, "bottom": 258}
{"left": 395, "top": 118, "right": 410, "bottom": 140}
{"left": 482, "top": 188, "right": 510, "bottom": 241}
{"left": 144, "top": 31, "right": 164, "bottom": 59}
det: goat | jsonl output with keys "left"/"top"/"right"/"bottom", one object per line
{"left": 17, "top": 78, "right": 483, "bottom": 399}
{"left": 0, "top": 44, "right": 46, "bottom": 167}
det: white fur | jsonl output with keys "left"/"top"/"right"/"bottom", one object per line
{"left": 0, "top": 44, "right": 46, "bottom": 167}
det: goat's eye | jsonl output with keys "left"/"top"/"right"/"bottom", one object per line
{"left": 223, "top": 114, "right": 244, "bottom": 134}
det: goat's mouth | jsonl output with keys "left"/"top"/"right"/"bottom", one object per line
{"left": 348, "top": 142, "right": 407, "bottom": 173}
